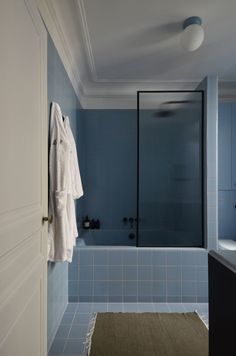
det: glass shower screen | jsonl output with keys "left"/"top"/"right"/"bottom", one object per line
{"left": 137, "top": 91, "right": 203, "bottom": 247}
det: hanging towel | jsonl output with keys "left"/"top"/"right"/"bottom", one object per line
{"left": 48, "top": 102, "right": 73, "bottom": 262}
{"left": 64, "top": 116, "right": 84, "bottom": 246}
{"left": 64, "top": 117, "right": 84, "bottom": 200}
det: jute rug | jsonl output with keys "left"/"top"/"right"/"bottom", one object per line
{"left": 88, "top": 312, "right": 208, "bottom": 356}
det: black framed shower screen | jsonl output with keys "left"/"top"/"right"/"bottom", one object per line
{"left": 136, "top": 91, "right": 204, "bottom": 247}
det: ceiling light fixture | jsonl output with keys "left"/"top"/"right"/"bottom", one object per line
{"left": 181, "top": 16, "right": 204, "bottom": 52}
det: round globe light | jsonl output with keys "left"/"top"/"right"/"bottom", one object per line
{"left": 181, "top": 17, "right": 204, "bottom": 52}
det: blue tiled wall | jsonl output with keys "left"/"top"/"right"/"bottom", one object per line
{"left": 69, "top": 247, "right": 208, "bottom": 303}
{"left": 77, "top": 110, "right": 136, "bottom": 239}
{"left": 138, "top": 105, "right": 203, "bottom": 247}
{"left": 47, "top": 34, "right": 83, "bottom": 351}
{"left": 69, "top": 78, "right": 218, "bottom": 304}
{"left": 47, "top": 262, "right": 68, "bottom": 349}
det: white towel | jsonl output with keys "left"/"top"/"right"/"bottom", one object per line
{"left": 48, "top": 103, "right": 73, "bottom": 262}
{"left": 64, "top": 116, "right": 84, "bottom": 246}
{"left": 64, "top": 116, "right": 84, "bottom": 200}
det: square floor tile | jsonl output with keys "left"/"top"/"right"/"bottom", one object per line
{"left": 73, "top": 313, "right": 92, "bottom": 324}
{"left": 55, "top": 325, "right": 70, "bottom": 339}
{"left": 168, "top": 303, "right": 185, "bottom": 312}
{"left": 65, "top": 304, "right": 78, "bottom": 313}
{"left": 91, "top": 303, "right": 107, "bottom": 312}
{"left": 153, "top": 303, "right": 170, "bottom": 312}
{"left": 107, "top": 303, "right": 123, "bottom": 312}
{"left": 197, "top": 303, "right": 208, "bottom": 312}
{"left": 123, "top": 303, "right": 138, "bottom": 312}
{"left": 68, "top": 324, "right": 88, "bottom": 339}
{"left": 182, "top": 303, "right": 199, "bottom": 312}
{"left": 49, "top": 338, "right": 66, "bottom": 355}
{"left": 61, "top": 313, "right": 75, "bottom": 325}
{"left": 77, "top": 303, "right": 93, "bottom": 313}
{"left": 63, "top": 339, "right": 84, "bottom": 354}
{"left": 138, "top": 303, "right": 155, "bottom": 312}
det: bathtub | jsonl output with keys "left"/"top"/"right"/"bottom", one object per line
{"left": 68, "top": 231, "right": 209, "bottom": 304}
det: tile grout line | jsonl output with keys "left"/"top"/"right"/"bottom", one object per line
{"left": 61, "top": 308, "right": 77, "bottom": 356}
{"left": 121, "top": 252, "right": 124, "bottom": 311}
{"left": 92, "top": 251, "right": 95, "bottom": 304}
{"left": 165, "top": 252, "right": 167, "bottom": 303}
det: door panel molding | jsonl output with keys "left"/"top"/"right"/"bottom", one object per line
{"left": 0, "top": 0, "right": 47, "bottom": 354}
{"left": 0, "top": 204, "right": 42, "bottom": 257}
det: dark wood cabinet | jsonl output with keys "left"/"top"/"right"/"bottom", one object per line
{"left": 209, "top": 251, "right": 236, "bottom": 356}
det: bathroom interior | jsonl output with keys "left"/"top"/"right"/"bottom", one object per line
{"left": 47, "top": 48, "right": 214, "bottom": 353}
{"left": 2, "top": 0, "right": 236, "bottom": 355}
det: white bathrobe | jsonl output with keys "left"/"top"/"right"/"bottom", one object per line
{"left": 64, "top": 116, "right": 83, "bottom": 246}
{"left": 48, "top": 103, "right": 82, "bottom": 262}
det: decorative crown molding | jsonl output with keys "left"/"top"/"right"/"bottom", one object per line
{"left": 37, "top": 0, "right": 236, "bottom": 109}
{"left": 76, "top": 0, "right": 98, "bottom": 82}
{"left": 36, "top": 0, "right": 88, "bottom": 107}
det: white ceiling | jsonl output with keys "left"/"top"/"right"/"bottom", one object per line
{"left": 39, "top": 0, "right": 236, "bottom": 108}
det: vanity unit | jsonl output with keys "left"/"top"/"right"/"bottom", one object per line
{"left": 208, "top": 250, "right": 236, "bottom": 356}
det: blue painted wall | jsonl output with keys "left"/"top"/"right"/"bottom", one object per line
{"left": 218, "top": 102, "right": 236, "bottom": 240}
{"left": 47, "top": 34, "right": 83, "bottom": 351}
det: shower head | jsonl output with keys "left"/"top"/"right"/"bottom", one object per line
{"left": 163, "top": 100, "right": 194, "bottom": 105}
{"left": 152, "top": 99, "right": 194, "bottom": 118}
{"left": 153, "top": 109, "right": 175, "bottom": 118}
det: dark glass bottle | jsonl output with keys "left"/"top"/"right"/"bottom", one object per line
{"left": 95, "top": 219, "right": 100, "bottom": 229}
{"left": 90, "top": 219, "right": 96, "bottom": 229}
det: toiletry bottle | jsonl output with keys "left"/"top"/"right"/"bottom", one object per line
{"left": 83, "top": 216, "right": 90, "bottom": 229}
{"left": 95, "top": 219, "right": 100, "bottom": 229}
{"left": 90, "top": 219, "right": 95, "bottom": 229}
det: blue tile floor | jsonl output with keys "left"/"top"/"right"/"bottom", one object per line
{"left": 48, "top": 302, "right": 209, "bottom": 356}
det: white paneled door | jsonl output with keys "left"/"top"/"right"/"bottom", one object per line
{"left": 0, "top": 0, "right": 47, "bottom": 355}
